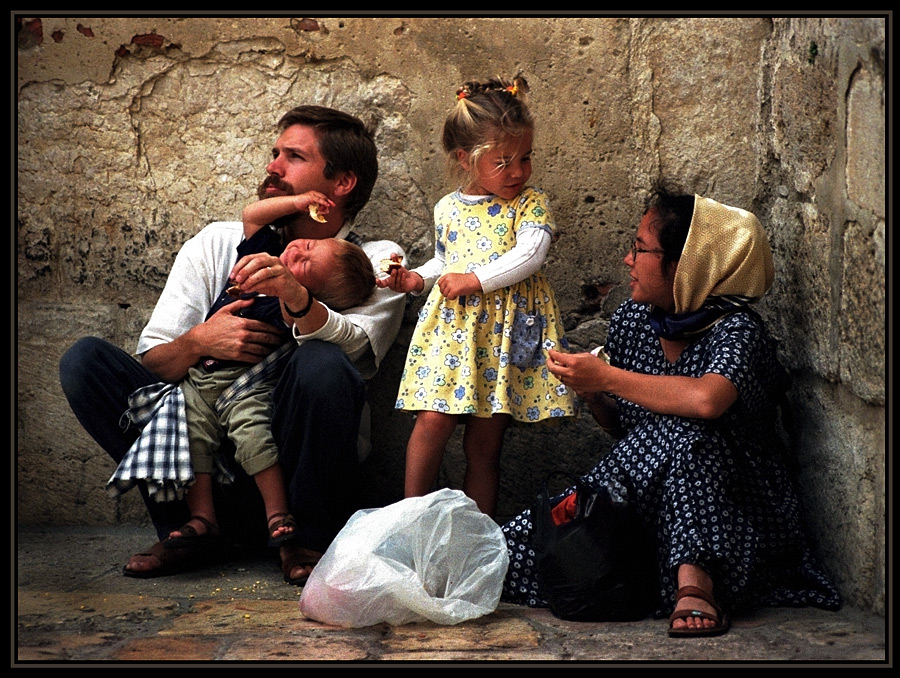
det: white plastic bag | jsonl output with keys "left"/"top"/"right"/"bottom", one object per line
{"left": 299, "top": 489, "right": 509, "bottom": 627}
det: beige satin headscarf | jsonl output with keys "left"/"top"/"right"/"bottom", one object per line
{"left": 672, "top": 196, "right": 775, "bottom": 315}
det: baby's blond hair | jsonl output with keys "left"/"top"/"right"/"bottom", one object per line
{"left": 313, "top": 240, "right": 375, "bottom": 311}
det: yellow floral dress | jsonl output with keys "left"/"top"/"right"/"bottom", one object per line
{"left": 396, "top": 187, "right": 576, "bottom": 422}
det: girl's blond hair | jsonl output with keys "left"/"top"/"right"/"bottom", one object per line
{"left": 442, "top": 75, "right": 533, "bottom": 186}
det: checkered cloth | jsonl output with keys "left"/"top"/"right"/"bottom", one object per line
{"left": 106, "top": 342, "right": 295, "bottom": 502}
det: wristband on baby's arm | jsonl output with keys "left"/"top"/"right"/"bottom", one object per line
{"left": 283, "top": 292, "right": 315, "bottom": 318}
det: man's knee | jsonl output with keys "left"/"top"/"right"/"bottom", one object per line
{"left": 279, "top": 341, "right": 364, "bottom": 401}
{"left": 60, "top": 336, "right": 103, "bottom": 373}
{"left": 272, "top": 341, "right": 366, "bottom": 449}
{"left": 59, "top": 336, "right": 109, "bottom": 395}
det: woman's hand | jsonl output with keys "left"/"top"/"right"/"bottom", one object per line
{"left": 548, "top": 348, "right": 622, "bottom": 433}
{"left": 547, "top": 348, "right": 609, "bottom": 396}
{"left": 549, "top": 348, "right": 739, "bottom": 420}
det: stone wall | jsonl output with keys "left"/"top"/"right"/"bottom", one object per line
{"left": 15, "top": 15, "right": 885, "bottom": 614}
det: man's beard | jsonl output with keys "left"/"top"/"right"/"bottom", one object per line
{"left": 256, "top": 175, "right": 293, "bottom": 200}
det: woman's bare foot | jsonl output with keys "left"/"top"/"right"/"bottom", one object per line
{"left": 672, "top": 592, "right": 719, "bottom": 631}
{"left": 670, "top": 564, "right": 722, "bottom": 633}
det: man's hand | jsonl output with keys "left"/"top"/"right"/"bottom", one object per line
{"left": 140, "top": 298, "right": 283, "bottom": 382}
{"left": 230, "top": 252, "right": 310, "bottom": 311}
{"left": 200, "top": 300, "right": 285, "bottom": 363}
{"left": 230, "top": 251, "right": 328, "bottom": 333}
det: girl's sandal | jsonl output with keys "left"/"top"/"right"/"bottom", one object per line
{"left": 267, "top": 512, "right": 300, "bottom": 548}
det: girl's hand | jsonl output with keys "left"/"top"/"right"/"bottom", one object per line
{"left": 376, "top": 266, "right": 425, "bottom": 294}
{"left": 437, "top": 272, "right": 481, "bottom": 300}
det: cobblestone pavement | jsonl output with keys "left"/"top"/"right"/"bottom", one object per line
{"left": 15, "top": 526, "right": 889, "bottom": 666}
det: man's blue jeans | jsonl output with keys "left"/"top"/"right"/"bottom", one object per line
{"left": 59, "top": 336, "right": 366, "bottom": 551}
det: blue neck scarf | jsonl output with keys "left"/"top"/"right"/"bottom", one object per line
{"left": 648, "top": 295, "right": 754, "bottom": 340}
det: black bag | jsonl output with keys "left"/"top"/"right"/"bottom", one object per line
{"left": 530, "top": 477, "right": 658, "bottom": 622}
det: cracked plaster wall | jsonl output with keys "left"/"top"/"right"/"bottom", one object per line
{"left": 16, "top": 16, "right": 885, "bottom": 613}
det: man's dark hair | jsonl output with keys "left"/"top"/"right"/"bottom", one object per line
{"left": 277, "top": 106, "right": 378, "bottom": 223}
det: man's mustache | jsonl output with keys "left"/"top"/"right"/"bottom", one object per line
{"left": 257, "top": 175, "right": 293, "bottom": 199}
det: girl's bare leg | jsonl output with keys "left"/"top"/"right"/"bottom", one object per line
{"left": 462, "top": 413, "right": 511, "bottom": 518}
{"left": 404, "top": 411, "right": 459, "bottom": 498}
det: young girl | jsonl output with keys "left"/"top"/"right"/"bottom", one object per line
{"left": 377, "top": 75, "right": 576, "bottom": 517}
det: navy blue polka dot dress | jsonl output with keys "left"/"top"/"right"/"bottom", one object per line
{"left": 501, "top": 300, "right": 842, "bottom": 615}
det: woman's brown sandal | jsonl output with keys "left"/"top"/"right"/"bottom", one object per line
{"left": 667, "top": 585, "right": 731, "bottom": 638}
{"left": 267, "top": 512, "right": 300, "bottom": 548}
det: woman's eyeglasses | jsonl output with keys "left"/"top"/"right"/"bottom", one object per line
{"left": 630, "top": 244, "right": 666, "bottom": 259}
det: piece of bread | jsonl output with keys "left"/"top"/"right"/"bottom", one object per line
{"left": 590, "top": 345, "right": 610, "bottom": 363}
{"left": 309, "top": 204, "right": 327, "bottom": 223}
{"left": 380, "top": 253, "right": 404, "bottom": 274}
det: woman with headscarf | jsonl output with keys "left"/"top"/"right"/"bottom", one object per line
{"left": 501, "top": 190, "right": 842, "bottom": 637}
